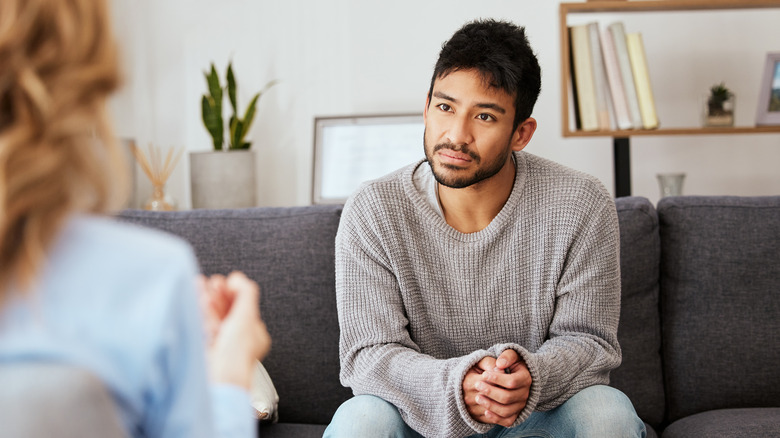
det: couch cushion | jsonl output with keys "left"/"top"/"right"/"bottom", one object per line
{"left": 646, "top": 423, "right": 659, "bottom": 438}
{"left": 259, "top": 422, "right": 326, "bottom": 438}
{"left": 610, "top": 197, "right": 665, "bottom": 429}
{"left": 662, "top": 408, "right": 780, "bottom": 437}
{"left": 658, "top": 196, "right": 780, "bottom": 423}
{"left": 118, "top": 206, "right": 352, "bottom": 425}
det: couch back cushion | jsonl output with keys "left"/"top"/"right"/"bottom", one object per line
{"left": 611, "top": 197, "right": 665, "bottom": 429}
{"left": 118, "top": 206, "right": 351, "bottom": 425}
{"left": 658, "top": 196, "right": 780, "bottom": 422}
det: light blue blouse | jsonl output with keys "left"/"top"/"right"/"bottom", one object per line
{"left": 0, "top": 215, "right": 254, "bottom": 438}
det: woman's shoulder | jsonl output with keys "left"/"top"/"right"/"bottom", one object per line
{"left": 51, "top": 214, "right": 198, "bottom": 285}
{"left": 67, "top": 214, "right": 193, "bottom": 259}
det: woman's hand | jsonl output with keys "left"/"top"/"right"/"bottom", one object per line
{"left": 198, "top": 271, "right": 271, "bottom": 389}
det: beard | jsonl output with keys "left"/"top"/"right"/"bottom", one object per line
{"left": 423, "top": 129, "right": 513, "bottom": 189}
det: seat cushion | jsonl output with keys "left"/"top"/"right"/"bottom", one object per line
{"left": 658, "top": 196, "right": 780, "bottom": 422}
{"left": 259, "top": 422, "right": 327, "bottom": 438}
{"left": 610, "top": 197, "right": 665, "bottom": 429}
{"left": 119, "top": 205, "right": 352, "bottom": 425}
{"left": 662, "top": 408, "right": 780, "bottom": 437}
{"left": 645, "top": 423, "right": 659, "bottom": 438}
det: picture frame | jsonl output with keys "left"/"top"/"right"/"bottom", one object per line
{"left": 311, "top": 113, "right": 424, "bottom": 204}
{"left": 755, "top": 52, "right": 780, "bottom": 126}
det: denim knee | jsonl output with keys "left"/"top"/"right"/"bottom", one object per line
{"left": 562, "top": 385, "right": 646, "bottom": 437}
{"left": 324, "top": 395, "right": 417, "bottom": 438}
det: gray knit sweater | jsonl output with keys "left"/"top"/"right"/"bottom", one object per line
{"left": 335, "top": 151, "right": 622, "bottom": 438}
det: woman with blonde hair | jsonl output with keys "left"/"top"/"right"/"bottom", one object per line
{"left": 0, "top": 0, "right": 269, "bottom": 437}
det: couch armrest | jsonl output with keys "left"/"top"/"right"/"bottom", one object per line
{"left": 0, "top": 363, "right": 126, "bottom": 437}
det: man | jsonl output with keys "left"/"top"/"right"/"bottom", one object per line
{"left": 324, "top": 19, "right": 645, "bottom": 438}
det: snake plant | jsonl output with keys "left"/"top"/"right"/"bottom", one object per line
{"left": 201, "top": 61, "right": 276, "bottom": 151}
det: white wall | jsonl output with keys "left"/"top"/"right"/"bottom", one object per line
{"left": 109, "top": 0, "right": 780, "bottom": 208}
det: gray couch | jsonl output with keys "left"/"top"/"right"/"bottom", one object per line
{"left": 0, "top": 363, "right": 127, "bottom": 438}
{"left": 118, "top": 195, "right": 780, "bottom": 437}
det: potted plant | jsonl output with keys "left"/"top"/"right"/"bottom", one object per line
{"left": 191, "top": 61, "right": 276, "bottom": 209}
{"left": 704, "top": 82, "right": 735, "bottom": 127}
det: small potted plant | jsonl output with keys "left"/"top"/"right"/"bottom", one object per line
{"left": 191, "top": 61, "right": 276, "bottom": 209}
{"left": 704, "top": 82, "right": 734, "bottom": 127}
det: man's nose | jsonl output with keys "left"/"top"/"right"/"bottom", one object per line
{"left": 445, "top": 115, "right": 474, "bottom": 146}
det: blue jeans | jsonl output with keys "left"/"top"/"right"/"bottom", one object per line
{"left": 323, "top": 385, "right": 646, "bottom": 438}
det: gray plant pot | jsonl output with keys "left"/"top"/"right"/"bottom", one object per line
{"left": 190, "top": 150, "right": 256, "bottom": 209}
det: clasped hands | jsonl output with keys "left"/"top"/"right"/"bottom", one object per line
{"left": 463, "top": 349, "right": 531, "bottom": 427}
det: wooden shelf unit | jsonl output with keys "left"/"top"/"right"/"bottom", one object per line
{"left": 559, "top": 0, "right": 780, "bottom": 195}
{"left": 565, "top": 125, "right": 780, "bottom": 138}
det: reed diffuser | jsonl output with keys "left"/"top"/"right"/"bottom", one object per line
{"left": 131, "top": 143, "right": 183, "bottom": 211}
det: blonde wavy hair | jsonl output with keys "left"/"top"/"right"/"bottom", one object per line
{"left": 0, "top": 0, "right": 127, "bottom": 293}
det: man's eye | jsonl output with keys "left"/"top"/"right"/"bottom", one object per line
{"left": 437, "top": 103, "right": 452, "bottom": 112}
{"left": 477, "top": 113, "right": 495, "bottom": 122}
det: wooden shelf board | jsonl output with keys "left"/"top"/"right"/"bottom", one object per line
{"left": 561, "top": 0, "right": 780, "bottom": 14}
{"left": 562, "top": 126, "right": 780, "bottom": 138}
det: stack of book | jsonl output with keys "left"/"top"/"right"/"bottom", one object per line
{"left": 569, "top": 21, "right": 659, "bottom": 132}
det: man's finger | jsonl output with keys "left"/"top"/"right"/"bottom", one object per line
{"left": 494, "top": 349, "right": 520, "bottom": 371}
{"left": 475, "top": 393, "right": 522, "bottom": 423}
{"left": 476, "top": 356, "right": 497, "bottom": 372}
{"left": 484, "top": 408, "right": 519, "bottom": 427}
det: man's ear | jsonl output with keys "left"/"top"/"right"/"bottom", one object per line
{"left": 423, "top": 94, "right": 431, "bottom": 123}
{"left": 511, "top": 117, "right": 537, "bottom": 152}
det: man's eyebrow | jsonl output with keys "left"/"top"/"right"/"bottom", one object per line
{"left": 475, "top": 102, "right": 506, "bottom": 114}
{"left": 432, "top": 91, "right": 506, "bottom": 114}
{"left": 433, "top": 91, "right": 457, "bottom": 103}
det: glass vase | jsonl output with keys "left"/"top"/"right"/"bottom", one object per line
{"left": 656, "top": 173, "right": 686, "bottom": 198}
{"left": 144, "top": 184, "right": 176, "bottom": 211}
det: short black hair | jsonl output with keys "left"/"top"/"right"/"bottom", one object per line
{"left": 428, "top": 19, "right": 541, "bottom": 131}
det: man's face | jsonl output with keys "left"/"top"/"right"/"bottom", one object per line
{"left": 424, "top": 69, "right": 518, "bottom": 189}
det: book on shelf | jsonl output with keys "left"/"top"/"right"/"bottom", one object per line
{"left": 600, "top": 25, "right": 634, "bottom": 130}
{"left": 626, "top": 32, "right": 659, "bottom": 129}
{"left": 569, "top": 24, "right": 599, "bottom": 131}
{"left": 609, "top": 22, "right": 643, "bottom": 129}
{"left": 587, "top": 22, "right": 612, "bottom": 131}
{"left": 567, "top": 28, "right": 582, "bottom": 130}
